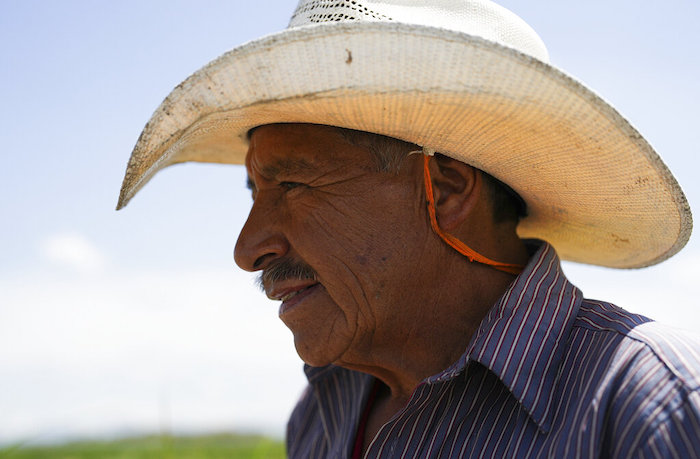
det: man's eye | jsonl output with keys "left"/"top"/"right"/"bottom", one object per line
{"left": 280, "top": 181, "right": 303, "bottom": 190}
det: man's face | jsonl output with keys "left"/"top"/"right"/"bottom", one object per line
{"left": 234, "top": 124, "right": 430, "bottom": 367}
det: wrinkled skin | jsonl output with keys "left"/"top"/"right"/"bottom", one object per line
{"left": 234, "top": 123, "right": 437, "bottom": 370}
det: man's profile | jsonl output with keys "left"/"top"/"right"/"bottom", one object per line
{"left": 118, "top": 1, "right": 698, "bottom": 457}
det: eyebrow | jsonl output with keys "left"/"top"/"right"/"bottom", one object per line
{"left": 246, "top": 156, "right": 315, "bottom": 191}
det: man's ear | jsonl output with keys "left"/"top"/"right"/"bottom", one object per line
{"left": 428, "top": 154, "right": 482, "bottom": 231}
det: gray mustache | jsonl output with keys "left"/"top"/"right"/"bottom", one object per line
{"left": 257, "top": 259, "right": 318, "bottom": 293}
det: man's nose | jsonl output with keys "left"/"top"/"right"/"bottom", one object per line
{"left": 234, "top": 203, "right": 289, "bottom": 272}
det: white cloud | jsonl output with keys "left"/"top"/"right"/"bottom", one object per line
{"left": 40, "top": 233, "right": 106, "bottom": 272}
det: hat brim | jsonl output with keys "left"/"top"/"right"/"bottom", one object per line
{"left": 117, "top": 22, "right": 692, "bottom": 269}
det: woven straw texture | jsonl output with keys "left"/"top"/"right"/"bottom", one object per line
{"left": 117, "top": 1, "right": 691, "bottom": 269}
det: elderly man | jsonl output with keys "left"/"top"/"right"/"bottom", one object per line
{"left": 118, "top": 1, "right": 698, "bottom": 457}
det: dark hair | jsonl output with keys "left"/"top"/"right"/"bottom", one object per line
{"left": 335, "top": 126, "right": 413, "bottom": 173}
{"left": 480, "top": 171, "right": 527, "bottom": 223}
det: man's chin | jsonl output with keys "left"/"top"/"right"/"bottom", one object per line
{"left": 294, "top": 343, "right": 335, "bottom": 368}
{"left": 292, "top": 335, "right": 347, "bottom": 369}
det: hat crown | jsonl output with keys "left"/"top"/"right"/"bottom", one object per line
{"left": 289, "top": 0, "right": 549, "bottom": 62}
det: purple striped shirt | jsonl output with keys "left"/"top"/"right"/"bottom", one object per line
{"left": 287, "top": 242, "right": 700, "bottom": 458}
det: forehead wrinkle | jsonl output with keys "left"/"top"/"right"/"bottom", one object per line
{"left": 308, "top": 167, "right": 370, "bottom": 189}
{"left": 261, "top": 156, "right": 315, "bottom": 179}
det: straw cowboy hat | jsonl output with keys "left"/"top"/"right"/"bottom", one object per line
{"left": 117, "top": 0, "right": 692, "bottom": 269}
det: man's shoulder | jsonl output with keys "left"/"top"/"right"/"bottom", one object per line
{"left": 559, "top": 299, "right": 700, "bottom": 455}
{"left": 574, "top": 298, "right": 700, "bottom": 390}
{"left": 626, "top": 320, "right": 700, "bottom": 392}
{"left": 574, "top": 299, "right": 651, "bottom": 334}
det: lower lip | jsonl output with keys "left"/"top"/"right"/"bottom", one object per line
{"left": 279, "top": 284, "right": 321, "bottom": 316}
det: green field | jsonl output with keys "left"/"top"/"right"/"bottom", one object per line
{"left": 0, "top": 433, "right": 286, "bottom": 459}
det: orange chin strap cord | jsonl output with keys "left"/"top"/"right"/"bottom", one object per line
{"left": 422, "top": 153, "right": 525, "bottom": 276}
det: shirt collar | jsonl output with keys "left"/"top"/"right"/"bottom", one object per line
{"left": 304, "top": 363, "right": 339, "bottom": 383}
{"left": 428, "top": 241, "right": 582, "bottom": 432}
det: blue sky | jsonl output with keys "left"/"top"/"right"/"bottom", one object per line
{"left": 1, "top": 0, "right": 698, "bottom": 445}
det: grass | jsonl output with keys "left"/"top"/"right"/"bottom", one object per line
{"left": 0, "top": 433, "right": 286, "bottom": 459}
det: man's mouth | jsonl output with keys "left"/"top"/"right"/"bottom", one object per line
{"left": 267, "top": 281, "right": 321, "bottom": 316}
{"left": 267, "top": 276, "right": 319, "bottom": 294}
{"left": 259, "top": 259, "right": 320, "bottom": 314}
{"left": 279, "top": 284, "right": 317, "bottom": 302}
{"left": 266, "top": 278, "right": 318, "bottom": 300}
